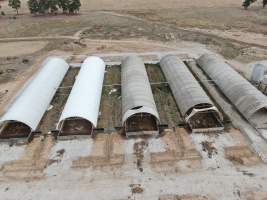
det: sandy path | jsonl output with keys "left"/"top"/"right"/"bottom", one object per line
{"left": 0, "top": 9, "right": 267, "bottom": 50}
{"left": 96, "top": 11, "right": 267, "bottom": 49}
{"left": 183, "top": 28, "right": 267, "bottom": 48}
{"left": 0, "top": 36, "right": 78, "bottom": 42}
{"left": 1, "top": 26, "right": 266, "bottom": 50}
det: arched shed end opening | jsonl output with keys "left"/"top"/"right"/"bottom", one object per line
{"left": 185, "top": 104, "right": 224, "bottom": 133}
{"left": 57, "top": 56, "right": 105, "bottom": 139}
{"left": 123, "top": 112, "right": 159, "bottom": 137}
{"left": 58, "top": 117, "right": 93, "bottom": 136}
{"left": 121, "top": 55, "right": 160, "bottom": 137}
{"left": 0, "top": 120, "right": 31, "bottom": 139}
{"left": 249, "top": 107, "right": 267, "bottom": 129}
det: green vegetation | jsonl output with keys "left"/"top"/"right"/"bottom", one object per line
{"left": 67, "top": 0, "right": 81, "bottom": 13}
{"left": 242, "top": 0, "right": 267, "bottom": 9}
{"left": 27, "top": 0, "right": 81, "bottom": 14}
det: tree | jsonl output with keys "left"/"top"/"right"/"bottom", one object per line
{"left": 28, "top": 0, "right": 40, "bottom": 14}
{"left": 67, "top": 0, "right": 81, "bottom": 14}
{"left": 242, "top": 0, "right": 257, "bottom": 9}
{"left": 27, "top": 0, "right": 81, "bottom": 15}
{"left": 58, "top": 0, "right": 69, "bottom": 13}
{"left": 243, "top": 0, "right": 252, "bottom": 9}
{"left": 8, "top": 0, "right": 21, "bottom": 14}
{"left": 0, "top": 4, "right": 5, "bottom": 16}
{"left": 27, "top": 0, "right": 53, "bottom": 14}
{"left": 48, "top": 0, "right": 59, "bottom": 13}
{"left": 242, "top": 0, "right": 267, "bottom": 9}
{"left": 38, "top": 0, "right": 49, "bottom": 14}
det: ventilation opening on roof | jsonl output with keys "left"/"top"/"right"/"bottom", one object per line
{"left": 186, "top": 104, "right": 224, "bottom": 133}
{"left": 131, "top": 106, "right": 143, "bottom": 110}
{"left": 0, "top": 121, "right": 31, "bottom": 139}
{"left": 124, "top": 112, "right": 158, "bottom": 137}
{"left": 59, "top": 117, "right": 93, "bottom": 136}
{"left": 194, "top": 103, "right": 213, "bottom": 109}
{"left": 249, "top": 107, "right": 267, "bottom": 129}
{"left": 185, "top": 103, "right": 213, "bottom": 117}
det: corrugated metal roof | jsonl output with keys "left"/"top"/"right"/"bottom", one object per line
{"left": 121, "top": 55, "right": 159, "bottom": 124}
{"left": 0, "top": 57, "right": 69, "bottom": 130}
{"left": 198, "top": 54, "right": 267, "bottom": 128}
{"left": 160, "top": 55, "right": 215, "bottom": 117}
{"left": 58, "top": 56, "right": 105, "bottom": 128}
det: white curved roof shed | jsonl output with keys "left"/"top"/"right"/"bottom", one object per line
{"left": 0, "top": 57, "right": 69, "bottom": 139}
{"left": 57, "top": 56, "right": 105, "bottom": 136}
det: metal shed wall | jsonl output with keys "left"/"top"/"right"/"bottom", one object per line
{"left": 160, "top": 55, "right": 215, "bottom": 117}
{"left": 197, "top": 53, "right": 267, "bottom": 128}
{"left": 251, "top": 64, "right": 265, "bottom": 83}
{"left": 0, "top": 57, "right": 69, "bottom": 130}
{"left": 58, "top": 56, "right": 105, "bottom": 128}
{"left": 121, "top": 55, "right": 159, "bottom": 124}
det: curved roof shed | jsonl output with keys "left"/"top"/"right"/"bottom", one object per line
{"left": 160, "top": 55, "right": 223, "bottom": 132}
{"left": 197, "top": 53, "right": 267, "bottom": 128}
{"left": 121, "top": 55, "right": 159, "bottom": 136}
{"left": 57, "top": 56, "right": 105, "bottom": 136}
{"left": 0, "top": 57, "right": 69, "bottom": 138}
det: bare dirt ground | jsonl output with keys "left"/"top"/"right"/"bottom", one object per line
{"left": 0, "top": 0, "right": 267, "bottom": 199}
{"left": 146, "top": 64, "right": 182, "bottom": 127}
{"left": 0, "top": 128, "right": 266, "bottom": 200}
{"left": 98, "top": 65, "right": 122, "bottom": 129}
{"left": 0, "top": 41, "right": 48, "bottom": 57}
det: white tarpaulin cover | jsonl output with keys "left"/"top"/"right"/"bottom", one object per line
{"left": 58, "top": 56, "right": 105, "bottom": 128}
{"left": 0, "top": 57, "right": 69, "bottom": 130}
